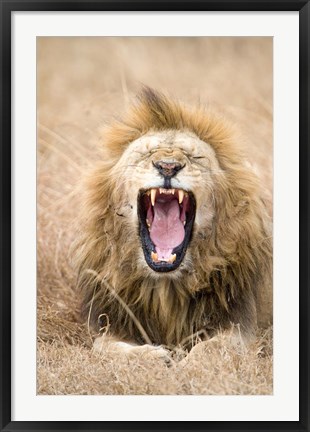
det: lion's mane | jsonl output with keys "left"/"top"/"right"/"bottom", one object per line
{"left": 73, "top": 88, "right": 272, "bottom": 348}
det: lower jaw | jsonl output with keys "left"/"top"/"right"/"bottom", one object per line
{"left": 145, "top": 260, "right": 180, "bottom": 273}
{"left": 139, "top": 224, "right": 194, "bottom": 273}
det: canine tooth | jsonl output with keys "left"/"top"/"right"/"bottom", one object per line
{"left": 168, "top": 254, "right": 176, "bottom": 263}
{"left": 178, "top": 189, "right": 184, "bottom": 204}
{"left": 151, "top": 251, "right": 158, "bottom": 262}
{"left": 151, "top": 189, "right": 156, "bottom": 206}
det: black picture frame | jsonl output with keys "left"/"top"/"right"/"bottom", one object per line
{"left": 1, "top": 1, "right": 309, "bottom": 431}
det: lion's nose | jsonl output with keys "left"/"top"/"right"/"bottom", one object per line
{"left": 153, "top": 161, "right": 185, "bottom": 178}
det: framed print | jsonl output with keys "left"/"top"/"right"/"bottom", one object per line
{"left": 1, "top": 1, "right": 309, "bottom": 431}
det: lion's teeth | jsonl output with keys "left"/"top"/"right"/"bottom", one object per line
{"left": 168, "top": 254, "right": 176, "bottom": 263}
{"left": 151, "top": 251, "right": 158, "bottom": 262}
{"left": 146, "top": 219, "right": 151, "bottom": 228}
{"left": 151, "top": 189, "right": 156, "bottom": 206}
{"left": 178, "top": 190, "right": 184, "bottom": 204}
{"left": 156, "top": 188, "right": 176, "bottom": 195}
{"left": 149, "top": 187, "right": 184, "bottom": 203}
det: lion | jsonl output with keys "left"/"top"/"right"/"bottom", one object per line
{"left": 73, "top": 87, "right": 272, "bottom": 357}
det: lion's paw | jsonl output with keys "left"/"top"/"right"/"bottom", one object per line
{"left": 93, "top": 336, "right": 171, "bottom": 364}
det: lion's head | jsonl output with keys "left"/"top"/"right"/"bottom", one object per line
{"left": 74, "top": 88, "right": 272, "bottom": 347}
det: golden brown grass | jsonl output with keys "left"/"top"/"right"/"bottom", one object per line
{"left": 37, "top": 37, "right": 273, "bottom": 395}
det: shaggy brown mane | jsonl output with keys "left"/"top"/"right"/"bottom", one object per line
{"left": 102, "top": 87, "right": 241, "bottom": 162}
{"left": 73, "top": 88, "right": 272, "bottom": 348}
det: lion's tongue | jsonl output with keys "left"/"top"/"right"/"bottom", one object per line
{"left": 150, "top": 199, "right": 185, "bottom": 260}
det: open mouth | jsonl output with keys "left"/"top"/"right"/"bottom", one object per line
{"left": 138, "top": 187, "right": 196, "bottom": 272}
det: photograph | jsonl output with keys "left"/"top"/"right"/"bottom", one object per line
{"left": 36, "top": 36, "right": 274, "bottom": 396}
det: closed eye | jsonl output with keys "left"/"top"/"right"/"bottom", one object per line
{"left": 191, "top": 155, "right": 209, "bottom": 169}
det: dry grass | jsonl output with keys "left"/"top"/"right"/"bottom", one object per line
{"left": 37, "top": 37, "right": 273, "bottom": 395}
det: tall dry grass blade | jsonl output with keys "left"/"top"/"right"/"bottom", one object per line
{"left": 38, "top": 123, "right": 89, "bottom": 158}
{"left": 39, "top": 138, "right": 83, "bottom": 173}
{"left": 100, "top": 278, "right": 153, "bottom": 346}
